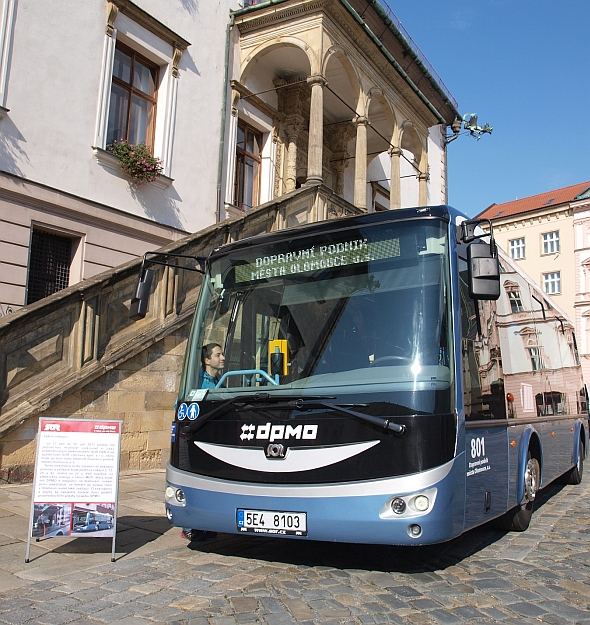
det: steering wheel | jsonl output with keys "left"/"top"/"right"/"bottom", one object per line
{"left": 371, "top": 355, "right": 413, "bottom": 366}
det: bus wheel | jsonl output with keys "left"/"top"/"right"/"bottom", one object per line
{"left": 497, "top": 451, "right": 540, "bottom": 532}
{"left": 562, "top": 440, "right": 584, "bottom": 485}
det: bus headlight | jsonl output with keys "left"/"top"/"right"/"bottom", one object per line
{"left": 380, "top": 488, "right": 437, "bottom": 519}
{"left": 413, "top": 495, "right": 429, "bottom": 512}
{"left": 391, "top": 498, "right": 406, "bottom": 514}
{"left": 165, "top": 485, "right": 186, "bottom": 506}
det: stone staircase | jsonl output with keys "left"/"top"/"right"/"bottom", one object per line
{"left": 0, "top": 185, "right": 361, "bottom": 480}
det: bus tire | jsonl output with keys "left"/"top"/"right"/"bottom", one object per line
{"left": 497, "top": 451, "right": 540, "bottom": 532}
{"left": 562, "top": 440, "right": 584, "bottom": 485}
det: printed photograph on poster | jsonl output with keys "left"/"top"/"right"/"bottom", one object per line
{"left": 72, "top": 503, "right": 115, "bottom": 537}
{"left": 32, "top": 503, "right": 116, "bottom": 539}
{"left": 32, "top": 503, "right": 72, "bottom": 538}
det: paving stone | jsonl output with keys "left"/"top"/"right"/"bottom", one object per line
{"left": 452, "top": 605, "right": 488, "bottom": 619}
{"left": 480, "top": 606, "right": 512, "bottom": 621}
{"left": 36, "top": 596, "right": 81, "bottom": 612}
{"left": 0, "top": 607, "right": 43, "bottom": 625}
{"left": 537, "top": 600, "right": 590, "bottom": 621}
{"left": 261, "top": 613, "right": 298, "bottom": 625}
{"left": 234, "top": 613, "right": 260, "bottom": 624}
{"left": 429, "top": 609, "right": 464, "bottom": 625}
{"left": 388, "top": 585, "right": 423, "bottom": 598}
{"left": 376, "top": 595, "right": 410, "bottom": 609}
{"left": 88, "top": 602, "right": 141, "bottom": 623}
{"left": 2, "top": 473, "right": 590, "bottom": 625}
{"left": 0, "top": 598, "right": 33, "bottom": 613}
{"left": 35, "top": 612, "right": 80, "bottom": 625}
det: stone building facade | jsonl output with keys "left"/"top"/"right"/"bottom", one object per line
{"left": 0, "top": 0, "right": 462, "bottom": 478}
{"left": 0, "top": 0, "right": 459, "bottom": 315}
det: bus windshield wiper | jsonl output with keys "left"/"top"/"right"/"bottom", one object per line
{"left": 181, "top": 393, "right": 334, "bottom": 437}
{"left": 240, "top": 398, "right": 406, "bottom": 435}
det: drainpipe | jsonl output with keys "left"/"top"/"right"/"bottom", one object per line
{"left": 339, "top": 0, "right": 451, "bottom": 125}
{"left": 216, "top": 12, "right": 234, "bottom": 224}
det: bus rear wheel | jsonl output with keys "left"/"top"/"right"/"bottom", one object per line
{"left": 497, "top": 452, "right": 540, "bottom": 532}
{"left": 562, "top": 440, "right": 584, "bottom": 485}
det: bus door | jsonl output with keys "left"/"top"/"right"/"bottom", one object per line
{"left": 459, "top": 258, "right": 509, "bottom": 529}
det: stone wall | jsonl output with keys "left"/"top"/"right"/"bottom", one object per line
{"left": 0, "top": 184, "right": 362, "bottom": 482}
{"left": 0, "top": 326, "right": 190, "bottom": 482}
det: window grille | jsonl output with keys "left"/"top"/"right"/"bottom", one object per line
{"left": 27, "top": 230, "right": 72, "bottom": 305}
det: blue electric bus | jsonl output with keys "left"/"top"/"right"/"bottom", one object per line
{"left": 158, "top": 205, "right": 587, "bottom": 545}
{"left": 72, "top": 510, "right": 113, "bottom": 532}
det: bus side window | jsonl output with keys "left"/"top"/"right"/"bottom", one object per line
{"left": 459, "top": 258, "right": 507, "bottom": 421}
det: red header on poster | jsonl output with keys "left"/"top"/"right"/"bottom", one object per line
{"left": 40, "top": 420, "right": 120, "bottom": 434}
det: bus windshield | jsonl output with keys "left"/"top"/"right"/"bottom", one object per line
{"left": 182, "top": 218, "right": 452, "bottom": 411}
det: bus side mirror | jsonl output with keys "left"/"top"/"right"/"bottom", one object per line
{"left": 467, "top": 242, "right": 500, "bottom": 300}
{"left": 129, "top": 267, "right": 154, "bottom": 320}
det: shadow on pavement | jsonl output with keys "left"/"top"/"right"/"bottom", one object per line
{"left": 47, "top": 514, "right": 172, "bottom": 557}
{"left": 187, "top": 480, "right": 568, "bottom": 574}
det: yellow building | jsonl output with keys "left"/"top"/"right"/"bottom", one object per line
{"left": 477, "top": 181, "right": 590, "bottom": 381}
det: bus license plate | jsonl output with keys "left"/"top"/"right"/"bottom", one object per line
{"left": 237, "top": 509, "right": 307, "bottom": 536}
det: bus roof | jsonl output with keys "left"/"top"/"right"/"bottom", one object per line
{"left": 212, "top": 205, "right": 463, "bottom": 258}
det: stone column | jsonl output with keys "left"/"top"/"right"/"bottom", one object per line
{"left": 329, "top": 121, "right": 355, "bottom": 198}
{"left": 306, "top": 75, "right": 327, "bottom": 185}
{"left": 353, "top": 116, "right": 368, "bottom": 210}
{"left": 388, "top": 146, "right": 402, "bottom": 210}
{"left": 332, "top": 159, "right": 346, "bottom": 196}
{"left": 418, "top": 172, "right": 429, "bottom": 206}
{"left": 283, "top": 118, "right": 303, "bottom": 192}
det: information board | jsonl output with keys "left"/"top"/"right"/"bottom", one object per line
{"left": 26, "top": 418, "right": 122, "bottom": 563}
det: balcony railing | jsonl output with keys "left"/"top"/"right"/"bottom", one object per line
{"left": 377, "top": 1, "right": 457, "bottom": 109}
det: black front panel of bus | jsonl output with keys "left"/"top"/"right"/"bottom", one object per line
{"left": 173, "top": 401, "right": 456, "bottom": 484}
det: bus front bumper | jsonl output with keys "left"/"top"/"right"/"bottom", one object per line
{"left": 164, "top": 457, "right": 465, "bottom": 546}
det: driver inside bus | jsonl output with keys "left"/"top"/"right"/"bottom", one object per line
{"left": 199, "top": 343, "right": 226, "bottom": 389}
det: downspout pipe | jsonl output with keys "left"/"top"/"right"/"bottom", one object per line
{"left": 216, "top": 12, "right": 234, "bottom": 224}
{"left": 366, "top": 0, "right": 459, "bottom": 117}
{"left": 339, "top": 0, "right": 450, "bottom": 125}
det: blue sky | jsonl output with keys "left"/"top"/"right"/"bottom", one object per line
{"left": 385, "top": 1, "right": 590, "bottom": 217}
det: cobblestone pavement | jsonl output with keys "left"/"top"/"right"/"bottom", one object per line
{"left": 0, "top": 470, "right": 589, "bottom": 625}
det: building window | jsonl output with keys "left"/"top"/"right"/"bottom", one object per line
{"left": 528, "top": 347, "right": 544, "bottom": 371}
{"left": 26, "top": 230, "right": 73, "bottom": 305}
{"left": 234, "top": 120, "right": 262, "bottom": 210}
{"left": 542, "top": 231, "right": 560, "bottom": 255}
{"left": 507, "top": 290, "right": 524, "bottom": 313}
{"left": 509, "top": 237, "right": 525, "bottom": 260}
{"left": 543, "top": 271, "right": 561, "bottom": 295}
{"left": 106, "top": 43, "right": 158, "bottom": 150}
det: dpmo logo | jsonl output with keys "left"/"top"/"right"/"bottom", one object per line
{"left": 43, "top": 423, "right": 61, "bottom": 431}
